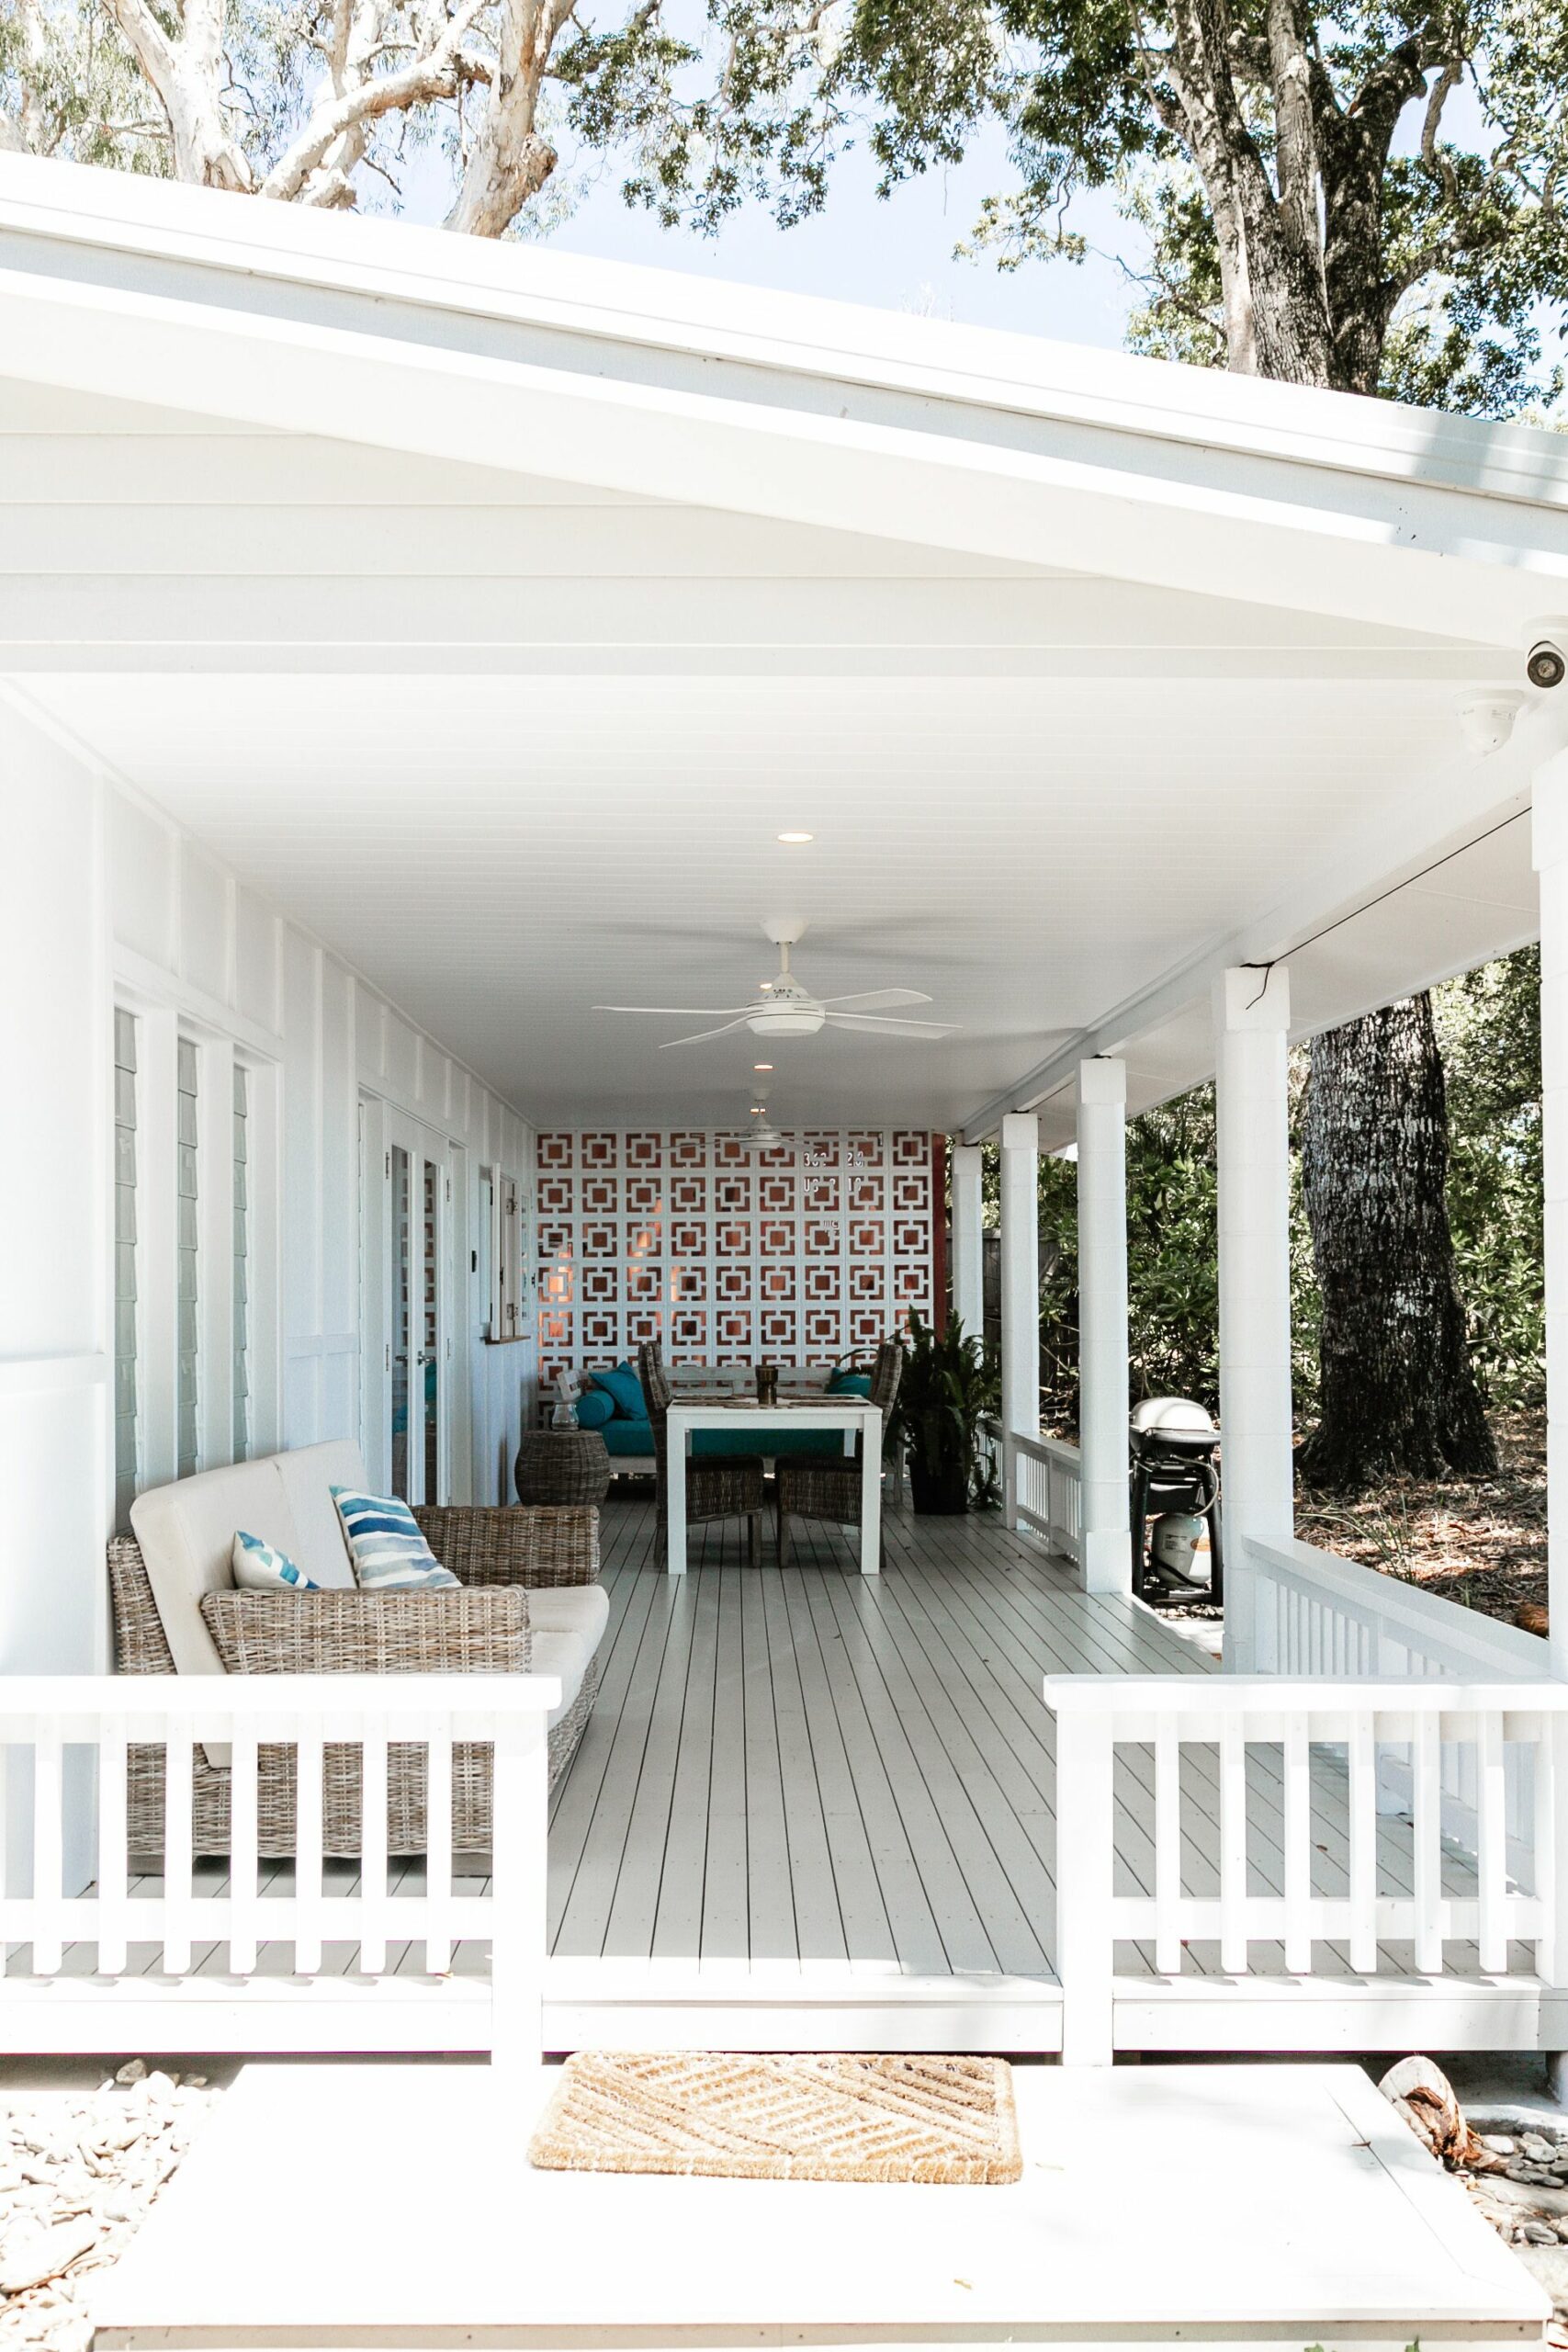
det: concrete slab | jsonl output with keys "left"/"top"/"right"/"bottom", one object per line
{"left": 94, "top": 2060, "right": 1549, "bottom": 2350}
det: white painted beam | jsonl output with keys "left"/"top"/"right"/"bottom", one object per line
{"left": 1077, "top": 1060, "right": 1130, "bottom": 1596}
{"left": 962, "top": 710, "right": 1551, "bottom": 1147}
{"left": 1000, "top": 1114, "right": 1040, "bottom": 1444}
{"left": 0, "top": 157, "right": 1561, "bottom": 644}
{"left": 1213, "top": 966, "right": 1293, "bottom": 1672}
{"left": 951, "top": 1144, "right": 984, "bottom": 1342}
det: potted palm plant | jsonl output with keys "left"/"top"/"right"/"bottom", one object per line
{"left": 891, "top": 1311, "right": 1000, "bottom": 1514}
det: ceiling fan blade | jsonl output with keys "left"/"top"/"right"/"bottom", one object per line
{"left": 825, "top": 1012, "right": 958, "bottom": 1038}
{"left": 818, "top": 987, "right": 933, "bottom": 1012}
{"left": 657, "top": 1018, "right": 759, "bottom": 1047}
{"left": 593, "top": 1003, "right": 759, "bottom": 1017}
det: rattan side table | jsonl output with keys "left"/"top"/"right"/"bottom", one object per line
{"left": 515, "top": 1426, "right": 612, "bottom": 1506}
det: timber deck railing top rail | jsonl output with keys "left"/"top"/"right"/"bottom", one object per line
{"left": 1045, "top": 1672, "right": 1568, "bottom": 2064}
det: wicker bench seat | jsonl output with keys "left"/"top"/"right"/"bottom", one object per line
{"left": 110, "top": 1441, "right": 605, "bottom": 1860}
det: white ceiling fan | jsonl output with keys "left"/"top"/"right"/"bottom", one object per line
{"left": 594, "top": 920, "right": 956, "bottom": 1049}
{"left": 716, "top": 1101, "right": 788, "bottom": 1153}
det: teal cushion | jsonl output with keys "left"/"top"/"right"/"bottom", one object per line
{"left": 574, "top": 1389, "right": 615, "bottom": 1430}
{"left": 827, "top": 1369, "right": 873, "bottom": 1397}
{"left": 590, "top": 1363, "right": 646, "bottom": 1419}
{"left": 602, "top": 1417, "right": 654, "bottom": 1456}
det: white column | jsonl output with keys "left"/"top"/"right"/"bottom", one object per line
{"left": 1214, "top": 964, "right": 1293, "bottom": 1671}
{"left": 951, "top": 1143, "right": 984, "bottom": 1340}
{"left": 999, "top": 1114, "right": 1040, "bottom": 1442}
{"left": 1534, "top": 752, "right": 1568, "bottom": 1679}
{"left": 1077, "top": 1059, "right": 1130, "bottom": 1595}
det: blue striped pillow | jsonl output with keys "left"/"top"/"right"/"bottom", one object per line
{"left": 331, "top": 1486, "right": 459, "bottom": 1592}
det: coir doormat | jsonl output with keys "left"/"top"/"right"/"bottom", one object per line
{"left": 527, "top": 2050, "right": 1022, "bottom": 2185}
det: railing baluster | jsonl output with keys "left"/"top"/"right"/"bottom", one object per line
{"left": 1536, "top": 1714, "right": 1568, "bottom": 1989}
{"left": 96, "top": 1714, "right": 129, "bottom": 1976}
{"left": 426, "top": 1720, "right": 453, "bottom": 1976}
{"left": 489, "top": 1708, "right": 547, "bottom": 2083}
{"left": 163, "top": 1722, "right": 194, "bottom": 1976}
{"left": 294, "top": 1717, "right": 323, "bottom": 1975}
{"left": 1219, "top": 1717, "right": 1247, "bottom": 1974}
{"left": 31, "top": 1728, "right": 63, "bottom": 1975}
{"left": 229, "top": 1723, "right": 260, "bottom": 1976}
{"left": 1348, "top": 1712, "right": 1378, "bottom": 1974}
{"left": 359, "top": 1713, "right": 389, "bottom": 1976}
{"left": 1413, "top": 1712, "right": 1443, "bottom": 1974}
{"left": 1154, "top": 1717, "right": 1181, "bottom": 1977}
{"left": 1476, "top": 1712, "right": 1507, "bottom": 1974}
{"left": 1282, "top": 1711, "right": 1310, "bottom": 1973}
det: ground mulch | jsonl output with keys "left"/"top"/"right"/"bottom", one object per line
{"left": 1293, "top": 1408, "right": 1547, "bottom": 1632}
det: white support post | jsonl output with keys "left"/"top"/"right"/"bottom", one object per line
{"left": 999, "top": 1114, "right": 1040, "bottom": 1446}
{"left": 1077, "top": 1059, "right": 1130, "bottom": 1595}
{"left": 1214, "top": 965, "right": 1293, "bottom": 1672}
{"left": 951, "top": 1142, "right": 984, "bottom": 1341}
{"left": 1536, "top": 751, "right": 1568, "bottom": 1685}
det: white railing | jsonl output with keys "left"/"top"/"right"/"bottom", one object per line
{"left": 0, "top": 1675, "right": 555, "bottom": 2076}
{"left": 1002, "top": 1429, "right": 1082, "bottom": 1564}
{"left": 1246, "top": 1534, "right": 1551, "bottom": 1850}
{"left": 1047, "top": 1672, "right": 1568, "bottom": 2064}
{"left": 1247, "top": 1533, "right": 1550, "bottom": 1681}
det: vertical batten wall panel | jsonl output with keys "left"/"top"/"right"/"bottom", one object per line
{"left": 0, "top": 698, "right": 115, "bottom": 1895}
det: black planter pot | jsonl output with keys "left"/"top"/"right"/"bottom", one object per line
{"left": 908, "top": 1455, "right": 970, "bottom": 1515}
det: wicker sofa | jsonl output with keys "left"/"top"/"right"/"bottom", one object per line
{"left": 109, "top": 1439, "right": 605, "bottom": 1861}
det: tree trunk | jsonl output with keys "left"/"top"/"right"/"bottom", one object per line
{"left": 1298, "top": 994, "right": 1496, "bottom": 1492}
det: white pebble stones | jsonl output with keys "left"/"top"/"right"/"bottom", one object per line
{"left": 0, "top": 2061, "right": 217, "bottom": 2349}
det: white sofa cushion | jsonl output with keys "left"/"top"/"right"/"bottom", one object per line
{"left": 523, "top": 1587, "right": 609, "bottom": 1729}
{"left": 275, "top": 1440, "right": 370, "bottom": 1587}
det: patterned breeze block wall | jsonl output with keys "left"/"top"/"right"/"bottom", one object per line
{"left": 536, "top": 1129, "right": 938, "bottom": 1383}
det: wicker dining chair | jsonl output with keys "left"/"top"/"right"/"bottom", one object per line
{"left": 775, "top": 1339, "right": 905, "bottom": 1566}
{"left": 637, "top": 1339, "right": 766, "bottom": 1567}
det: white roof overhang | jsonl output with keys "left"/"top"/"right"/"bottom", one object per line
{"left": 0, "top": 154, "right": 1562, "bottom": 1140}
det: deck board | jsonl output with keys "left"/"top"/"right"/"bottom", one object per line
{"left": 548, "top": 1490, "right": 1504, "bottom": 1988}
{"left": 548, "top": 1489, "right": 1208, "bottom": 1976}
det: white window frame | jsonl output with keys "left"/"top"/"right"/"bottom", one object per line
{"left": 112, "top": 978, "right": 281, "bottom": 1498}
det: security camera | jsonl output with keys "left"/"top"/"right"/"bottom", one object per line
{"left": 1455, "top": 692, "right": 1524, "bottom": 756}
{"left": 1526, "top": 617, "right": 1568, "bottom": 692}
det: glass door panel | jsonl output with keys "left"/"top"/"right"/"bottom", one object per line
{"left": 390, "top": 1142, "right": 412, "bottom": 1501}
{"left": 387, "top": 1118, "right": 447, "bottom": 1506}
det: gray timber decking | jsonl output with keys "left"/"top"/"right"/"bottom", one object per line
{"left": 549, "top": 1488, "right": 1512, "bottom": 1985}
{"left": 547, "top": 1487, "right": 1211, "bottom": 1977}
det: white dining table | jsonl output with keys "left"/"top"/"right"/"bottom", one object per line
{"left": 664, "top": 1398, "right": 884, "bottom": 1576}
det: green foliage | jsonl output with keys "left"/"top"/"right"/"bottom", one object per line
{"left": 1434, "top": 944, "right": 1544, "bottom": 1407}
{"left": 838, "top": 0, "right": 1568, "bottom": 416}
{"left": 890, "top": 1308, "right": 1001, "bottom": 1506}
{"left": 1016, "top": 947, "right": 1540, "bottom": 1441}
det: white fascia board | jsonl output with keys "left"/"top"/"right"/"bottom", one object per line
{"left": 961, "top": 706, "right": 1562, "bottom": 1142}
{"left": 0, "top": 164, "right": 1563, "bottom": 645}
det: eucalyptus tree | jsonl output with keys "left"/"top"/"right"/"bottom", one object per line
{"left": 843, "top": 0, "right": 1564, "bottom": 1489}
{"left": 0, "top": 0, "right": 851, "bottom": 236}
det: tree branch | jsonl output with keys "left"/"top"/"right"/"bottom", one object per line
{"left": 260, "top": 0, "right": 491, "bottom": 202}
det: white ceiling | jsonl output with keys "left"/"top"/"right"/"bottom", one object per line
{"left": 0, "top": 347, "right": 1548, "bottom": 1139}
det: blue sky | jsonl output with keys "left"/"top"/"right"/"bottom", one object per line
{"left": 536, "top": 123, "right": 1140, "bottom": 346}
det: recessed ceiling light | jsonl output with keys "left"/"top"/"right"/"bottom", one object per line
{"left": 753, "top": 1062, "right": 773, "bottom": 1071}
{"left": 776, "top": 831, "right": 814, "bottom": 844}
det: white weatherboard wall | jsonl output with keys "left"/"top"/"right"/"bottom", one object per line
{"left": 0, "top": 687, "right": 536, "bottom": 1702}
